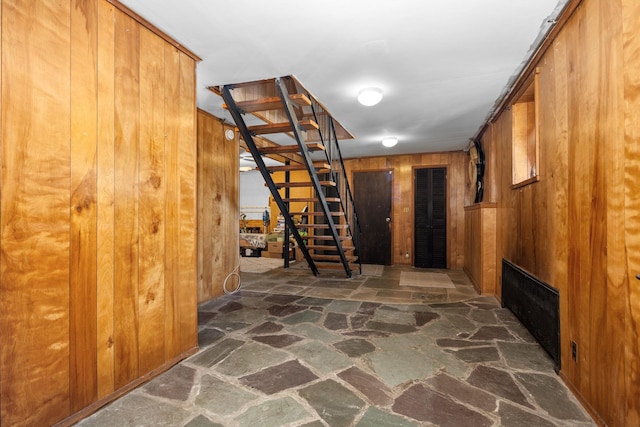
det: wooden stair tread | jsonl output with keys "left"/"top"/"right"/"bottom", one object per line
{"left": 290, "top": 211, "right": 345, "bottom": 216}
{"left": 305, "top": 245, "right": 354, "bottom": 251}
{"left": 268, "top": 162, "right": 330, "bottom": 172}
{"left": 273, "top": 181, "right": 336, "bottom": 188}
{"left": 282, "top": 197, "right": 340, "bottom": 203}
{"left": 301, "top": 224, "right": 348, "bottom": 229}
{"left": 223, "top": 93, "right": 311, "bottom": 113}
{"left": 312, "top": 254, "right": 358, "bottom": 262}
{"left": 248, "top": 119, "right": 319, "bottom": 135}
{"left": 305, "top": 235, "right": 352, "bottom": 241}
{"left": 259, "top": 142, "right": 325, "bottom": 155}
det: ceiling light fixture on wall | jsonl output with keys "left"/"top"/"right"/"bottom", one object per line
{"left": 382, "top": 137, "right": 398, "bottom": 147}
{"left": 357, "top": 87, "right": 383, "bottom": 106}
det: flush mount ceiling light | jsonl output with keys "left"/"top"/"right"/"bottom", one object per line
{"left": 382, "top": 137, "right": 398, "bottom": 147}
{"left": 357, "top": 87, "right": 383, "bottom": 106}
{"left": 239, "top": 165, "right": 254, "bottom": 172}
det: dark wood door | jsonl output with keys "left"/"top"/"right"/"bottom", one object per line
{"left": 414, "top": 167, "right": 447, "bottom": 268}
{"left": 353, "top": 170, "right": 392, "bottom": 265}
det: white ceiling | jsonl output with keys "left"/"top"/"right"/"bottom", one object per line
{"left": 120, "top": 0, "right": 568, "bottom": 159}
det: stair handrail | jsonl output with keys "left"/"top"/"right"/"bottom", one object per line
{"left": 275, "top": 78, "right": 353, "bottom": 276}
{"left": 306, "top": 96, "right": 362, "bottom": 267}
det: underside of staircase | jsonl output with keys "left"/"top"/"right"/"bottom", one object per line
{"left": 209, "top": 76, "right": 362, "bottom": 278}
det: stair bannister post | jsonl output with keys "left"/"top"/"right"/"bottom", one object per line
{"left": 220, "top": 84, "right": 319, "bottom": 276}
{"left": 276, "top": 77, "right": 352, "bottom": 277}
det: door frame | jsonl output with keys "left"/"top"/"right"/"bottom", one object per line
{"left": 351, "top": 168, "right": 394, "bottom": 265}
{"left": 411, "top": 165, "right": 449, "bottom": 268}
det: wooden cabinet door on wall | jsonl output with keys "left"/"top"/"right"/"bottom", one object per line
{"left": 0, "top": 1, "right": 199, "bottom": 426}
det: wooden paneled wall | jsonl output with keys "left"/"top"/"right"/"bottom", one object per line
{"left": 0, "top": 1, "right": 199, "bottom": 426}
{"left": 343, "top": 151, "right": 467, "bottom": 268}
{"left": 463, "top": 204, "right": 496, "bottom": 295}
{"left": 479, "top": 0, "right": 639, "bottom": 425}
{"left": 268, "top": 170, "right": 312, "bottom": 233}
{"left": 197, "top": 110, "right": 239, "bottom": 302}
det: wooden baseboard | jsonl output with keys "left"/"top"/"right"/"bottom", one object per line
{"left": 52, "top": 346, "right": 199, "bottom": 427}
{"left": 463, "top": 266, "right": 482, "bottom": 294}
{"left": 558, "top": 371, "right": 605, "bottom": 426}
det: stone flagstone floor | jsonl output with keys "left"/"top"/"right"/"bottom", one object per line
{"left": 76, "top": 264, "right": 595, "bottom": 427}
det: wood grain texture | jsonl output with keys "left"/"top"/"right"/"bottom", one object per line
{"left": 343, "top": 152, "right": 466, "bottom": 268}
{"left": 164, "top": 43, "right": 181, "bottom": 359}
{"left": 178, "top": 53, "right": 198, "bottom": 353}
{"left": 96, "top": 0, "right": 116, "bottom": 399}
{"left": 138, "top": 27, "right": 166, "bottom": 374}
{"left": 0, "top": 1, "right": 199, "bottom": 424}
{"left": 222, "top": 123, "right": 240, "bottom": 294}
{"left": 113, "top": 9, "right": 140, "bottom": 389}
{"left": 623, "top": 0, "right": 640, "bottom": 424}
{"left": 268, "top": 169, "right": 313, "bottom": 233}
{"left": 484, "top": 1, "right": 636, "bottom": 425}
{"left": 197, "top": 110, "right": 240, "bottom": 302}
{"left": 1, "top": 1, "right": 72, "bottom": 425}
{"left": 590, "top": 1, "right": 626, "bottom": 423}
{"left": 70, "top": 0, "right": 99, "bottom": 411}
{"left": 463, "top": 204, "right": 496, "bottom": 295}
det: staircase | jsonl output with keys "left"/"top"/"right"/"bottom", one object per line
{"left": 209, "top": 76, "right": 361, "bottom": 277}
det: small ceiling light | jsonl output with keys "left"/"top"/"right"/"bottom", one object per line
{"left": 239, "top": 165, "right": 254, "bottom": 172}
{"left": 357, "top": 87, "right": 383, "bottom": 106}
{"left": 382, "top": 137, "right": 398, "bottom": 147}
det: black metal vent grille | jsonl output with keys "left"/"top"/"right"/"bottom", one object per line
{"left": 502, "top": 259, "right": 560, "bottom": 372}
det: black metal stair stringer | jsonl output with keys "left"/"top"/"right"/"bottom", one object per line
{"left": 275, "top": 77, "right": 353, "bottom": 278}
{"left": 220, "top": 84, "right": 320, "bottom": 276}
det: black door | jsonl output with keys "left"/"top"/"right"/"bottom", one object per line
{"left": 353, "top": 170, "right": 392, "bottom": 265}
{"left": 414, "top": 167, "right": 447, "bottom": 268}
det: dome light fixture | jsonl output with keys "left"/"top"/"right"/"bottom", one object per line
{"left": 357, "top": 87, "right": 383, "bottom": 106}
{"left": 382, "top": 137, "right": 398, "bottom": 147}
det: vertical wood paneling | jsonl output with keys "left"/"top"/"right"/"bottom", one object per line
{"left": 164, "top": 43, "right": 181, "bottom": 358}
{"left": 623, "top": 0, "right": 640, "bottom": 424}
{"left": 464, "top": 204, "right": 496, "bottom": 295}
{"left": 197, "top": 111, "right": 214, "bottom": 299}
{"left": 542, "top": 26, "right": 571, "bottom": 384}
{"left": 485, "top": 1, "right": 637, "bottom": 425}
{"left": 592, "top": 1, "right": 626, "bottom": 424}
{"left": 343, "top": 151, "right": 466, "bottom": 268}
{"left": 268, "top": 170, "right": 313, "bottom": 234}
{"left": 96, "top": 0, "right": 116, "bottom": 399}
{"left": 138, "top": 27, "right": 166, "bottom": 374}
{"left": 223, "top": 124, "right": 239, "bottom": 292}
{"left": 113, "top": 10, "right": 140, "bottom": 389}
{"left": 1, "top": 1, "right": 199, "bottom": 425}
{"left": 208, "top": 116, "right": 223, "bottom": 297}
{"left": 196, "top": 110, "right": 239, "bottom": 303}
{"left": 70, "top": 0, "right": 98, "bottom": 411}
{"left": 178, "top": 54, "right": 197, "bottom": 351}
{"left": 0, "top": 1, "right": 72, "bottom": 425}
